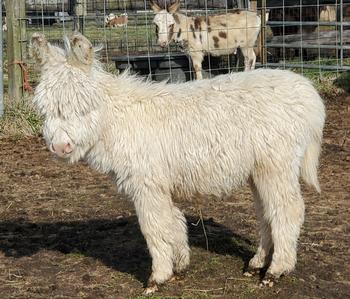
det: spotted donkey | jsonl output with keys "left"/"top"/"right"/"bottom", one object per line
{"left": 151, "top": 0, "right": 261, "bottom": 79}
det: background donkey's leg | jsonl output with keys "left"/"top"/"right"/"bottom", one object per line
{"left": 241, "top": 47, "right": 256, "bottom": 71}
{"left": 190, "top": 52, "right": 204, "bottom": 79}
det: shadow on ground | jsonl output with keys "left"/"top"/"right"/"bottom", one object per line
{"left": 0, "top": 216, "right": 254, "bottom": 286}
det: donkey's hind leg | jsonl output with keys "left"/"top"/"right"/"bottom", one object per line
{"left": 252, "top": 160, "right": 305, "bottom": 279}
{"left": 247, "top": 179, "right": 273, "bottom": 273}
{"left": 241, "top": 47, "right": 256, "bottom": 71}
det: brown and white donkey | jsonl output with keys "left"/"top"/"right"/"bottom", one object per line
{"left": 151, "top": 0, "right": 261, "bottom": 79}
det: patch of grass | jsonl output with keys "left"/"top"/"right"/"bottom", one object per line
{"left": 0, "top": 94, "right": 43, "bottom": 138}
{"left": 65, "top": 252, "right": 86, "bottom": 259}
{"left": 299, "top": 68, "right": 347, "bottom": 98}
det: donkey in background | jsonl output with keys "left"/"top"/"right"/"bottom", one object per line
{"left": 151, "top": 0, "right": 261, "bottom": 79}
{"left": 105, "top": 13, "right": 128, "bottom": 28}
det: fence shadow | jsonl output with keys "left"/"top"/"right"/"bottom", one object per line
{"left": 0, "top": 215, "right": 254, "bottom": 285}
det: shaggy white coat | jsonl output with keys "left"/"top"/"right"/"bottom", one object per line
{"left": 31, "top": 33, "right": 325, "bottom": 292}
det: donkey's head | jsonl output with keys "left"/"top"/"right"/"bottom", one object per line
{"left": 33, "top": 33, "right": 105, "bottom": 163}
{"left": 151, "top": 0, "right": 180, "bottom": 48}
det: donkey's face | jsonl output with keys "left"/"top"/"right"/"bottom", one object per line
{"left": 151, "top": 0, "right": 180, "bottom": 48}
{"left": 153, "top": 11, "right": 176, "bottom": 47}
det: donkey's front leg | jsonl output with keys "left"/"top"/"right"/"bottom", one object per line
{"left": 190, "top": 52, "right": 204, "bottom": 80}
{"left": 133, "top": 187, "right": 178, "bottom": 294}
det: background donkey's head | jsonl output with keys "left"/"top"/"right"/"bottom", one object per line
{"left": 151, "top": 0, "right": 180, "bottom": 48}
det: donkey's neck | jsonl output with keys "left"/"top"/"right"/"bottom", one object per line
{"left": 172, "top": 12, "right": 192, "bottom": 43}
{"left": 67, "top": 57, "right": 92, "bottom": 74}
{"left": 172, "top": 12, "right": 209, "bottom": 49}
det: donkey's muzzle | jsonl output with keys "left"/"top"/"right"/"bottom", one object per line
{"left": 50, "top": 142, "right": 74, "bottom": 158}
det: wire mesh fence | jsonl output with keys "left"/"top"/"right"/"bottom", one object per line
{"left": 1, "top": 0, "right": 350, "bottom": 96}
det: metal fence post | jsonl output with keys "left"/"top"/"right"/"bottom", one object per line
{"left": 5, "top": 0, "right": 26, "bottom": 101}
{"left": 260, "top": 0, "right": 267, "bottom": 66}
{"left": 0, "top": 0, "right": 4, "bottom": 117}
{"left": 340, "top": 0, "right": 344, "bottom": 68}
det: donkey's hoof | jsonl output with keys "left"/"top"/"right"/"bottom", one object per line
{"left": 260, "top": 273, "right": 279, "bottom": 287}
{"left": 143, "top": 282, "right": 158, "bottom": 295}
{"left": 169, "top": 273, "right": 185, "bottom": 282}
{"left": 243, "top": 267, "right": 261, "bottom": 277}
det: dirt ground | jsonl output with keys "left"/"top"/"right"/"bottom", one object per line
{"left": 0, "top": 91, "right": 349, "bottom": 299}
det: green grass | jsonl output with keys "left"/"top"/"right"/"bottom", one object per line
{"left": 0, "top": 94, "right": 43, "bottom": 138}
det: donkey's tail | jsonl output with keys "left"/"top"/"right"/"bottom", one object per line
{"left": 301, "top": 137, "right": 322, "bottom": 193}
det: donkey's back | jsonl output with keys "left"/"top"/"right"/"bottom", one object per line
{"left": 204, "top": 10, "right": 261, "bottom": 56}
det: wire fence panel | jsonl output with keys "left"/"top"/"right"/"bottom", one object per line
{"left": 2, "top": 0, "right": 350, "bottom": 90}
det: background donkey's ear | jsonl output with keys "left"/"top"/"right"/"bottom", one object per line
{"left": 167, "top": 0, "right": 180, "bottom": 13}
{"left": 150, "top": 0, "right": 162, "bottom": 12}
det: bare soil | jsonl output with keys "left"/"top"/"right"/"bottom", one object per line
{"left": 0, "top": 92, "right": 349, "bottom": 299}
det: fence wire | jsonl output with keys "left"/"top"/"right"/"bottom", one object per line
{"left": 2, "top": 0, "right": 350, "bottom": 86}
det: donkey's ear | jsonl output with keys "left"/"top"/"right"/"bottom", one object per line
{"left": 150, "top": 0, "right": 162, "bottom": 12}
{"left": 168, "top": 0, "right": 180, "bottom": 13}
{"left": 30, "top": 32, "right": 49, "bottom": 65}
{"left": 68, "top": 33, "right": 94, "bottom": 66}
{"left": 31, "top": 32, "right": 48, "bottom": 48}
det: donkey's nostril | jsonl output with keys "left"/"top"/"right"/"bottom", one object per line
{"left": 50, "top": 142, "right": 73, "bottom": 157}
{"left": 64, "top": 143, "right": 73, "bottom": 154}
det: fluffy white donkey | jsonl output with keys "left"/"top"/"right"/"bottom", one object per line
{"left": 31, "top": 32, "right": 325, "bottom": 294}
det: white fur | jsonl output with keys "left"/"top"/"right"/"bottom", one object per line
{"left": 32, "top": 35, "right": 325, "bottom": 290}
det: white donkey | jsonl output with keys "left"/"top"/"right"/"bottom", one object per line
{"left": 31, "top": 32, "right": 325, "bottom": 294}
{"left": 151, "top": 0, "right": 261, "bottom": 79}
